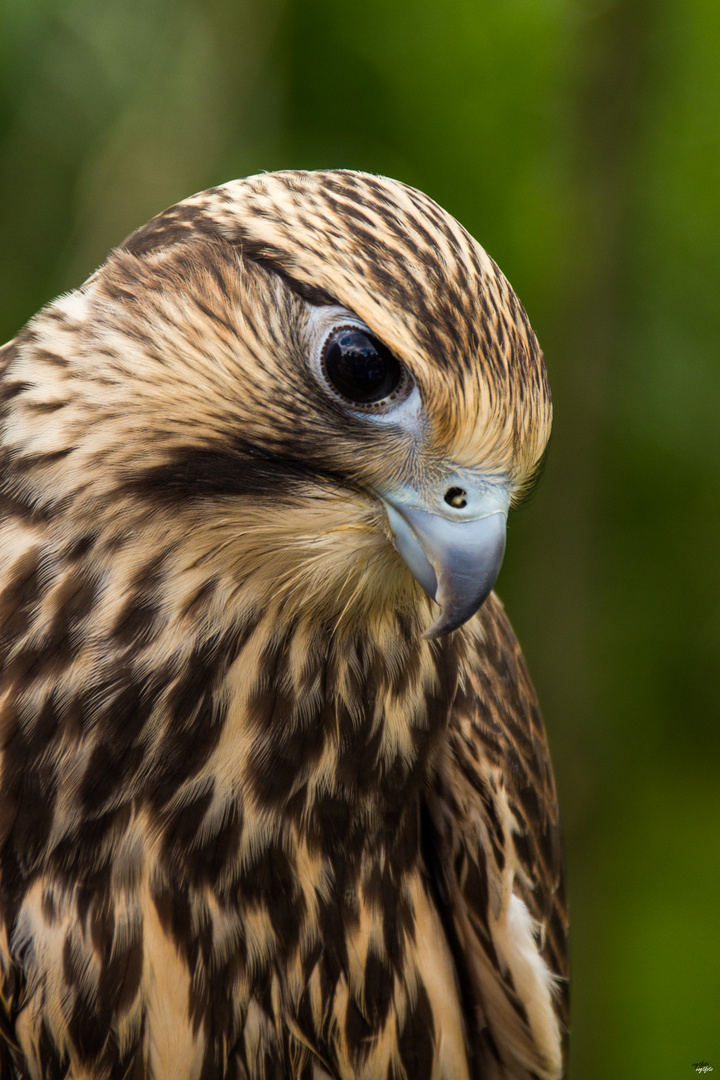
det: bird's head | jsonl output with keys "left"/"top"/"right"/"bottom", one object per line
{"left": 4, "top": 170, "right": 551, "bottom": 639}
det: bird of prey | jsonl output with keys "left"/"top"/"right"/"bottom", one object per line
{"left": 0, "top": 170, "right": 567, "bottom": 1080}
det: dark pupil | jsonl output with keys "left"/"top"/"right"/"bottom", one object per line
{"left": 324, "top": 328, "right": 402, "bottom": 404}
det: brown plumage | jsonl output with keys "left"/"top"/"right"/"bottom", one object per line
{"left": 0, "top": 171, "right": 567, "bottom": 1079}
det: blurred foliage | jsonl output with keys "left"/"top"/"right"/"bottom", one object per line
{"left": 1, "top": 0, "right": 719, "bottom": 1075}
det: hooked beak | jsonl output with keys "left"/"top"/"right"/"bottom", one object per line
{"left": 381, "top": 480, "right": 508, "bottom": 637}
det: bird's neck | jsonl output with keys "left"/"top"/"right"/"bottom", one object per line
{"left": 126, "top": 490, "right": 465, "bottom": 837}
{"left": 220, "top": 604, "right": 462, "bottom": 831}
{"left": 125, "top": 592, "right": 466, "bottom": 919}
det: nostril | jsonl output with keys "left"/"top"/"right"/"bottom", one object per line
{"left": 444, "top": 486, "right": 467, "bottom": 509}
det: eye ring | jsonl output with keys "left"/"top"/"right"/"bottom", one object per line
{"left": 320, "top": 325, "right": 410, "bottom": 411}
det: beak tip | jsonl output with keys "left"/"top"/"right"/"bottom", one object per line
{"left": 421, "top": 585, "right": 496, "bottom": 639}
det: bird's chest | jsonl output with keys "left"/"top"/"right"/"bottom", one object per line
{"left": 130, "top": 782, "right": 468, "bottom": 1078}
{"left": 155, "top": 844, "right": 471, "bottom": 1080}
{"left": 6, "top": 827, "right": 471, "bottom": 1080}
{"left": 4, "top": 628, "right": 468, "bottom": 1078}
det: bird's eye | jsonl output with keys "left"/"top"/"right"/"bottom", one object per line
{"left": 322, "top": 327, "right": 405, "bottom": 407}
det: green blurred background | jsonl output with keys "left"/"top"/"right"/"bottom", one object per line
{"left": 1, "top": 0, "right": 718, "bottom": 1075}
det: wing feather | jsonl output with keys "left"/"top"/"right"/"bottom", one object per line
{"left": 425, "top": 593, "right": 568, "bottom": 1080}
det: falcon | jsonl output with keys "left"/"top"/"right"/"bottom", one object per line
{"left": 0, "top": 170, "right": 568, "bottom": 1079}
